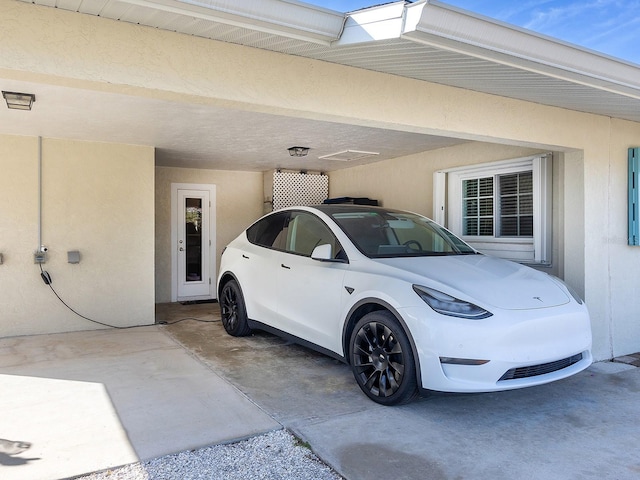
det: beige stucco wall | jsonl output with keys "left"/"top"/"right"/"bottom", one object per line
{"left": 328, "top": 142, "right": 563, "bottom": 275}
{"left": 154, "top": 167, "right": 264, "bottom": 303}
{"left": 2, "top": 0, "right": 640, "bottom": 360}
{"left": 0, "top": 134, "right": 155, "bottom": 336}
{"left": 607, "top": 119, "right": 640, "bottom": 356}
{"left": 328, "top": 142, "right": 544, "bottom": 216}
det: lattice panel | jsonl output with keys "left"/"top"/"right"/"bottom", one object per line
{"left": 272, "top": 171, "right": 328, "bottom": 210}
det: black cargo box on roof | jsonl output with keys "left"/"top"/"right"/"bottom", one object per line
{"left": 323, "top": 197, "right": 379, "bottom": 206}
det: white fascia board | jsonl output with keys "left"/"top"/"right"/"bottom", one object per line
{"left": 335, "top": 1, "right": 406, "bottom": 45}
{"left": 124, "top": 0, "right": 346, "bottom": 44}
{"left": 402, "top": 0, "right": 640, "bottom": 98}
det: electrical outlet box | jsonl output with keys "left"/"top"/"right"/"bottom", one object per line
{"left": 67, "top": 250, "right": 81, "bottom": 264}
{"left": 34, "top": 251, "right": 46, "bottom": 264}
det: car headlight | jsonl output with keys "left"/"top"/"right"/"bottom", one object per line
{"left": 413, "top": 285, "right": 492, "bottom": 319}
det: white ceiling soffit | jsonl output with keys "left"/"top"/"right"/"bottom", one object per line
{"left": 403, "top": 2, "right": 640, "bottom": 99}
{"left": 20, "top": 0, "right": 346, "bottom": 45}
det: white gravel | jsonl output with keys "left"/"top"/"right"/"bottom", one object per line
{"left": 75, "top": 429, "right": 343, "bottom": 480}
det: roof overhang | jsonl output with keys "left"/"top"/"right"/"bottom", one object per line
{"left": 16, "top": 0, "right": 640, "bottom": 122}
{"left": 403, "top": 1, "right": 640, "bottom": 100}
{"left": 28, "top": 0, "right": 347, "bottom": 45}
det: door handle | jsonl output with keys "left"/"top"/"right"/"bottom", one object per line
{"left": 281, "top": 264, "right": 290, "bottom": 269}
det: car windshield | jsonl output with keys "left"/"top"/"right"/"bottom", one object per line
{"left": 329, "top": 209, "right": 477, "bottom": 258}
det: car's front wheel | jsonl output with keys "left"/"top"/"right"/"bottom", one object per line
{"left": 350, "top": 311, "right": 418, "bottom": 405}
{"left": 220, "top": 280, "right": 252, "bottom": 337}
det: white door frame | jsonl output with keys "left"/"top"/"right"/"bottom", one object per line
{"left": 171, "top": 183, "right": 217, "bottom": 302}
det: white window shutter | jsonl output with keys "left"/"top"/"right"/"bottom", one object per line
{"left": 533, "top": 154, "right": 552, "bottom": 264}
{"left": 433, "top": 171, "right": 446, "bottom": 225}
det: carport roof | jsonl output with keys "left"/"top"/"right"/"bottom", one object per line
{"left": 18, "top": 0, "right": 640, "bottom": 124}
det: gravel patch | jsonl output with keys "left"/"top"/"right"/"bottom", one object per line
{"left": 75, "top": 429, "right": 343, "bottom": 480}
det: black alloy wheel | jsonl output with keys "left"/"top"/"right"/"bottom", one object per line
{"left": 220, "top": 280, "right": 252, "bottom": 337}
{"left": 350, "top": 311, "right": 418, "bottom": 405}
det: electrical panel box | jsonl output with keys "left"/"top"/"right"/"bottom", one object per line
{"left": 629, "top": 147, "right": 640, "bottom": 246}
{"left": 67, "top": 250, "right": 81, "bottom": 264}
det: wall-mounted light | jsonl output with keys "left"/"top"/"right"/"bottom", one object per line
{"left": 288, "top": 146, "right": 309, "bottom": 157}
{"left": 2, "top": 91, "right": 36, "bottom": 110}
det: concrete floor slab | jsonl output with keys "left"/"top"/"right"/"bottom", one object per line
{"left": 164, "top": 303, "right": 640, "bottom": 480}
{"left": 0, "top": 325, "right": 280, "bottom": 480}
{"left": 3, "top": 302, "right": 640, "bottom": 480}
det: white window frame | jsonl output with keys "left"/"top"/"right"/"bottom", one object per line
{"left": 434, "top": 154, "right": 552, "bottom": 265}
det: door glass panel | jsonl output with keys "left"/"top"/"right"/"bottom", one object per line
{"left": 185, "top": 198, "right": 202, "bottom": 282}
{"left": 286, "top": 212, "right": 339, "bottom": 257}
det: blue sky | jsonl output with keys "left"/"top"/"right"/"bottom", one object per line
{"left": 306, "top": 0, "right": 640, "bottom": 65}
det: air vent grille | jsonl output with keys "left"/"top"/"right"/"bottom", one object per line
{"left": 318, "top": 150, "right": 379, "bottom": 162}
{"left": 499, "top": 353, "right": 584, "bottom": 381}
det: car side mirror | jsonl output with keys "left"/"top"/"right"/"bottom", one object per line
{"left": 311, "top": 244, "right": 333, "bottom": 261}
{"left": 311, "top": 244, "right": 349, "bottom": 263}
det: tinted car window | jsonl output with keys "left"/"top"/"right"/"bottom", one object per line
{"left": 330, "top": 210, "right": 476, "bottom": 257}
{"left": 246, "top": 212, "right": 289, "bottom": 249}
{"left": 285, "top": 211, "right": 343, "bottom": 258}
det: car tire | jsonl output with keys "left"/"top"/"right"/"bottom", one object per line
{"left": 220, "top": 280, "right": 252, "bottom": 337}
{"left": 350, "top": 311, "right": 418, "bottom": 405}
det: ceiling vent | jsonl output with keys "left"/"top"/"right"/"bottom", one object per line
{"left": 318, "top": 150, "right": 379, "bottom": 161}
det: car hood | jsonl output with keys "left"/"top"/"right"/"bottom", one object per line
{"left": 374, "top": 254, "right": 569, "bottom": 310}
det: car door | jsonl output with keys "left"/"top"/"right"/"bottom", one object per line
{"left": 238, "top": 211, "right": 289, "bottom": 324}
{"left": 275, "top": 211, "right": 349, "bottom": 354}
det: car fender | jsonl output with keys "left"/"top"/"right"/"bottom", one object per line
{"left": 341, "top": 296, "right": 423, "bottom": 389}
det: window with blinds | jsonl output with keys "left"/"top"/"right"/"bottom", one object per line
{"left": 499, "top": 171, "right": 533, "bottom": 237}
{"left": 438, "top": 154, "right": 552, "bottom": 265}
{"left": 462, "top": 171, "right": 534, "bottom": 238}
{"left": 463, "top": 177, "right": 494, "bottom": 236}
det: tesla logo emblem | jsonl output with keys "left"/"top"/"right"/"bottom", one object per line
{"left": 533, "top": 296, "right": 543, "bottom": 302}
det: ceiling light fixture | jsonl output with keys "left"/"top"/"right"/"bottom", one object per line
{"left": 288, "top": 146, "right": 309, "bottom": 157}
{"left": 2, "top": 91, "right": 36, "bottom": 111}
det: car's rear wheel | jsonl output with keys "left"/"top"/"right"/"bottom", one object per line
{"left": 220, "top": 280, "right": 252, "bottom": 337}
{"left": 350, "top": 311, "right": 418, "bottom": 405}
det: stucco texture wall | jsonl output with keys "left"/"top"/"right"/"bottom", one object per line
{"left": 154, "top": 167, "right": 264, "bottom": 303}
{"left": 3, "top": 0, "right": 640, "bottom": 360}
{"left": 328, "top": 142, "right": 543, "bottom": 216}
{"left": 606, "top": 119, "right": 640, "bottom": 356}
{"left": 0, "top": 135, "right": 155, "bottom": 336}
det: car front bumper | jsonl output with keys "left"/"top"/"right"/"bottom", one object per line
{"left": 400, "top": 304, "right": 593, "bottom": 393}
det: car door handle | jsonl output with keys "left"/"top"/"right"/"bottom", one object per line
{"left": 281, "top": 264, "right": 290, "bottom": 269}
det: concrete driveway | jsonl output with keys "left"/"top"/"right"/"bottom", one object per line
{"left": 2, "top": 302, "right": 639, "bottom": 480}
{"left": 0, "top": 306, "right": 279, "bottom": 480}
{"left": 164, "top": 303, "right": 640, "bottom": 480}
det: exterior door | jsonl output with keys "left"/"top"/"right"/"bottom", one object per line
{"left": 172, "top": 184, "right": 216, "bottom": 301}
